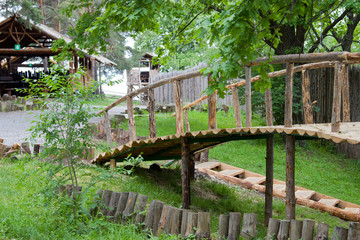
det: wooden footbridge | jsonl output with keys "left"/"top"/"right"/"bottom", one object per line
{"left": 93, "top": 52, "right": 360, "bottom": 224}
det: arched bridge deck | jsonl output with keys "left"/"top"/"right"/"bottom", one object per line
{"left": 92, "top": 122, "right": 360, "bottom": 165}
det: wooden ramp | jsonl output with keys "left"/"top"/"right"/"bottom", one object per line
{"left": 92, "top": 122, "right": 360, "bottom": 165}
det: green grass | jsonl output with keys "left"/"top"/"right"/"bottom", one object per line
{"left": 85, "top": 94, "right": 141, "bottom": 107}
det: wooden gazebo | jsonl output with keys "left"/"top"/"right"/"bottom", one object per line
{"left": 0, "top": 14, "right": 115, "bottom": 96}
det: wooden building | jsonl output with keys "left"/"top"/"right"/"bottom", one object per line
{"left": 0, "top": 14, "right": 115, "bottom": 96}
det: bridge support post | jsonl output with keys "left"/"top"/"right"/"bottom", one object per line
{"left": 286, "top": 135, "right": 296, "bottom": 220}
{"left": 127, "top": 96, "right": 137, "bottom": 141}
{"left": 181, "top": 137, "right": 191, "bottom": 209}
{"left": 148, "top": 88, "right": 157, "bottom": 138}
{"left": 265, "top": 134, "right": 274, "bottom": 226}
{"left": 104, "top": 110, "right": 112, "bottom": 145}
{"left": 232, "top": 86, "right": 242, "bottom": 128}
{"left": 174, "top": 80, "right": 184, "bottom": 134}
{"left": 331, "top": 62, "right": 344, "bottom": 132}
{"left": 245, "top": 66, "right": 252, "bottom": 127}
{"left": 284, "top": 63, "right": 294, "bottom": 128}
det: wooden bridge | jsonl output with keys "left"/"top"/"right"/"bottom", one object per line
{"left": 93, "top": 52, "right": 360, "bottom": 224}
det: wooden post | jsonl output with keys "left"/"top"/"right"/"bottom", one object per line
{"left": 302, "top": 70, "right": 314, "bottom": 124}
{"left": 245, "top": 66, "right": 252, "bottom": 127}
{"left": 107, "top": 192, "right": 121, "bottom": 217}
{"left": 232, "top": 86, "right": 242, "bottom": 127}
{"left": 342, "top": 64, "right": 350, "bottom": 122}
{"left": 174, "top": 80, "right": 184, "bottom": 134}
{"left": 315, "top": 222, "right": 329, "bottom": 240}
{"left": 348, "top": 222, "right": 360, "bottom": 240}
{"left": 134, "top": 194, "right": 148, "bottom": 224}
{"left": 122, "top": 192, "right": 138, "bottom": 224}
{"left": 228, "top": 212, "right": 242, "bottom": 240}
{"left": 43, "top": 57, "right": 48, "bottom": 72}
{"left": 181, "top": 137, "right": 191, "bottom": 209}
{"left": 218, "top": 214, "right": 229, "bottom": 240}
{"left": 277, "top": 220, "right": 290, "bottom": 240}
{"left": 181, "top": 210, "right": 189, "bottom": 238}
{"left": 332, "top": 226, "right": 348, "bottom": 240}
{"left": 127, "top": 96, "right": 137, "bottom": 142}
{"left": 301, "top": 219, "right": 315, "bottom": 240}
{"left": 241, "top": 213, "right": 257, "bottom": 239}
{"left": 110, "top": 159, "right": 116, "bottom": 170}
{"left": 266, "top": 218, "right": 280, "bottom": 240}
{"left": 284, "top": 63, "right": 294, "bottom": 127}
{"left": 100, "top": 190, "right": 113, "bottom": 215}
{"left": 290, "top": 219, "right": 303, "bottom": 240}
{"left": 265, "top": 88, "right": 273, "bottom": 126}
{"left": 148, "top": 88, "right": 157, "bottom": 138}
{"left": 144, "top": 200, "right": 164, "bottom": 235}
{"left": 196, "top": 212, "right": 210, "bottom": 240}
{"left": 184, "top": 109, "right": 191, "bottom": 132}
{"left": 265, "top": 135, "right": 274, "bottom": 226}
{"left": 208, "top": 93, "right": 217, "bottom": 130}
{"left": 114, "top": 192, "right": 129, "bottom": 223}
{"left": 104, "top": 111, "right": 112, "bottom": 145}
{"left": 185, "top": 212, "right": 198, "bottom": 237}
{"left": 331, "top": 62, "right": 343, "bottom": 132}
{"left": 285, "top": 135, "right": 296, "bottom": 220}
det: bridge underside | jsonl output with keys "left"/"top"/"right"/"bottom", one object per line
{"left": 92, "top": 122, "right": 360, "bottom": 165}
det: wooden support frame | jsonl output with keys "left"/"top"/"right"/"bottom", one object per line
{"left": 265, "top": 89, "right": 273, "bottom": 126}
{"left": 127, "top": 96, "right": 137, "bottom": 142}
{"left": 302, "top": 70, "right": 314, "bottom": 124}
{"left": 232, "top": 86, "right": 242, "bottom": 127}
{"left": 148, "top": 88, "right": 156, "bottom": 138}
{"left": 331, "top": 62, "right": 344, "bottom": 132}
{"left": 104, "top": 110, "right": 112, "bottom": 145}
{"left": 245, "top": 66, "right": 252, "bottom": 127}
{"left": 174, "top": 80, "right": 184, "bottom": 134}
{"left": 184, "top": 109, "right": 191, "bottom": 132}
{"left": 285, "top": 135, "right": 296, "bottom": 220}
{"left": 181, "top": 137, "right": 191, "bottom": 209}
{"left": 284, "top": 63, "right": 294, "bottom": 128}
{"left": 342, "top": 64, "right": 350, "bottom": 122}
{"left": 265, "top": 134, "right": 274, "bottom": 226}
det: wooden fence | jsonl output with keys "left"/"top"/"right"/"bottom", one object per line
{"left": 152, "top": 63, "right": 233, "bottom": 106}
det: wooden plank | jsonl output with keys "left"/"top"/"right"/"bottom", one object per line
{"left": 174, "top": 81, "right": 184, "bottom": 134}
{"left": 245, "top": 66, "right": 252, "bottom": 127}
{"left": 342, "top": 64, "right": 350, "bottom": 122}
{"left": 181, "top": 137, "right": 191, "bottom": 209}
{"left": 265, "top": 135, "right": 274, "bottom": 226}
{"left": 285, "top": 135, "right": 296, "bottom": 220}
{"left": 302, "top": 70, "right": 314, "bottom": 124}
{"left": 331, "top": 62, "right": 343, "bottom": 132}
{"left": 284, "top": 63, "right": 294, "bottom": 127}
{"left": 127, "top": 96, "right": 136, "bottom": 142}
{"left": 265, "top": 88, "right": 273, "bottom": 126}
{"left": 148, "top": 88, "right": 157, "bottom": 138}
{"left": 232, "top": 86, "right": 242, "bottom": 127}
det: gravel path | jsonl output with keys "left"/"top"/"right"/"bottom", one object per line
{"left": 0, "top": 105, "right": 143, "bottom": 146}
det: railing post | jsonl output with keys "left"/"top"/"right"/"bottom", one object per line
{"left": 174, "top": 80, "right": 184, "bottom": 134}
{"left": 184, "top": 109, "right": 191, "bottom": 132}
{"left": 265, "top": 134, "right": 274, "bottom": 226}
{"left": 104, "top": 110, "right": 112, "bottom": 145}
{"left": 331, "top": 62, "right": 343, "bottom": 132}
{"left": 342, "top": 64, "right": 350, "bottom": 122}
{"left": 181, "top": 137, "right": 191, "bottom": 209}
{"left": 245, "top": 66, "right": 252, "bottom": 127}
{"left": 232, "top": 86, "right": 242, "bottom": 127}
{"left": 127, "top": 96, "right": 136, "bottom": 141}
{"left": 284, "top": 63, "right": 294, "bottom": 127}
{"left": 286, "top": 135, "right": 296, "bottom": 220}
{"left": 148, "top": 88, "right": 156, "bottom": 138}
{"left": 265, "top": 88, "right": 273, "bottom": 126}
{"left": 302, "top": 70, "right": 314, "bottom": 124}
{"left": 208, "top": 75, "right": 217, "bottom": 130}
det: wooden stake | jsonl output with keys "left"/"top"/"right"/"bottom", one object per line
{"left": 342, "top": 64, "right": 350, "bottom": 122}
{"left": 184, "top": 109, "right": 191, "bottom": 132}
{"left": 285, "top": 135, "right": 296, "bottom": 220}
{"left": 290, "top": 219, "right": 303, "bottom": 240}
{"left": 315, "top": 222, "right": 329, "bottom": 240}
{"left": 301, "top": 219, "right": 315, "bottom": 240}
{"left": 114, "top": 192, "right": 129, "bottom": 223}
{"left": 148, "top": 88, "right": 157, "bottom": 138}
{"left": 245, "top": 66, "right": 252, "bottom": 127}
{"left": 196, "top": 212, "right": 211, "bottom": 239}
{"left": 104, "top": 111, "right": 112, "bottom": 145}
{"left": 122, "top": 192, "right": 138, "bottom": 224}
{"left": 174, "top": 81, "right": 184, "bottom": 134}
{"left": 277, "top": 220, "right": 290, "bottom": 240}
{"left": 241, "top": 213, "right": 257, "bottom": 239}
{"left": 181, "top": 137, "right": 191, "bottom": 209}
{"left": 228, "top": 212, "right": 242, "bottom": 240}
{"left": 302, "top": 70, "right": 314, "bottom": 124}
{"left": 110, "top": 158, "right": 116, "bottom": 170}
{"left": 332, "top": 226, "right": 348, "bottom": 240}
{"left": 144, "top": 200, "right": 164, "bottom": 235}
{"left": 265, "top": 88, "right": 273, "bottom": 126}
{"left": 348, "top": 222, "right": 360, "bottom": 240}
{"left": 284, "top": 63, "right": 294, "bottom": 127}
{"left": 185, "top": 212, "right": 198, "bottom": 237}
{"left": 331, "top": 62, "right": 343, "bottom": 132}
{"left": 232, "top": 86, "right": 242, "bottom": 127}
{"left": 127, "top": 96, "right": 137, "bottom": 142}
{"left": 265, "top": 135, "right": 274, "bottom": 226}
{"left": 267, "top": 218, "right": 280, "bottom": 240}
{"left": 218, "top": 214, "right": 229, "bottom": 240}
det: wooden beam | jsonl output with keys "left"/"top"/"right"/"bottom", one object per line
{"left": 174, "top": 81, "right": 184, "bottom": 134}
{"left": 284, "top": 63, "right": 294, "bottom": 128}
{"left": 245, "top": 66, "right": 252, "bottom": 127}
{"left": 148, "top": 88, "right": 156, "bottom": 138}
{"left": 285, "top": 135, "right": 296, "bottom": 220}
{"left": 331, "top": 62, "right": 343, "bottom": 132}
{"left": 342, "top": 64, "right": 350, "bottom": 122}
{"left": 265, "top": 89, "right": 273, "bottom": 126}
{"left": 97, "top": 70, "right": 202, "bottom": 115}
{"left": 127, "top": 96, "right": 136, "bottom": 142}
{"left": 301, "top": 70, "right": 314, "bottom": 124}
{"left": 265, "top": 135, "right": 274, "bottom": 226}
{"left": 181, "top": 137, "right": 191, "bottom": 209}
{"left": 0, "top": 48, "right": 61, "bottom": 56}
{"left": 232, "top": 86, "right": 242, "bottom": 128}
